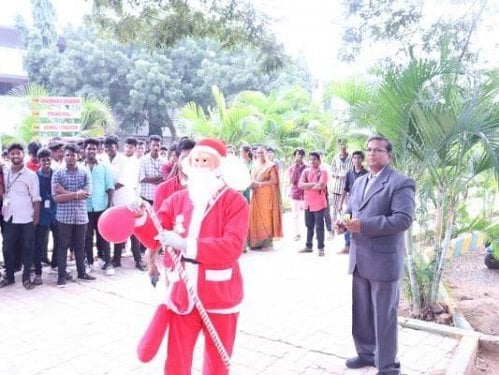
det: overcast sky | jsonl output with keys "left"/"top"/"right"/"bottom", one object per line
{"left": 1, "top": 0, "right": 352, "bottom": 80}
{"left": 2, "top": 0, "right": 497, "bottom": 81}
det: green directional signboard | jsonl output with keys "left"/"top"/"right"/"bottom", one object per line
{"left": 32, "top": 96, "right": 82, "bottom": 137}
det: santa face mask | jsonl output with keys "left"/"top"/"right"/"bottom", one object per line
{"left": 190, "top": 149, "right": 220, "bottom": 170}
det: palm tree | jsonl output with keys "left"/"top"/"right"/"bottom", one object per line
{"left": 332, "top": 59, "right": 499, "bottom": 315}
{"left": 181, "top": 85, "right": 329, "bottom": 160}
{"left": 80, "top": 97, "right": 115, "bottom": 137}
{"left": 181, "top": 85, "right": 263, "bottom": 145}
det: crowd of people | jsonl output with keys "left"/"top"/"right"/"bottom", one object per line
{"left": 0, "top": 135, "right": 382, "bottom": 289}
{"left": 0, "top": 134, "right": 414, "bottom": 375}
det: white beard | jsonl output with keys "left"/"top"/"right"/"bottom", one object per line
{"left": 184, "top": 166, "right": 225, "bottom": 239}
{"left": 185, "top": 166, "right": 225, "bottom": 210}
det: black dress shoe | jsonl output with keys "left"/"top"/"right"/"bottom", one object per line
{"left": 345, "top": 356, "right": 375, "bottom": 369}
{"left": 376, "top": 362, "right": 401, "bottom": 374}
{"left": 135, "top": 261, "right": 146, "bottom": 271}
{"left": 0, "top": 278, "right": 15, "bottom": 288}
{"left": 298, "top": 248, "right": 313, "bottom": 253}
{"left": 78, "top": 273, "right": 96, "bottom": 281}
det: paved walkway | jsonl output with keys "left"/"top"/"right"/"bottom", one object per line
{"left": 0, "top": 214, "right": 459, "bottom": 374}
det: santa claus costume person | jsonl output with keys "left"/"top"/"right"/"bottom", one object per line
{"left": 130, "top": 138, "right": 250, "bottom": 375}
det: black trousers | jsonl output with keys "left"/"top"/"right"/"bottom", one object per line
{"left": 324, "top": 192, "right": 332, "bottom": 232}
{"left": 304, "top": 208, "right": 326, "bottom": 250}
{"left": 3, "top": 219, "right": 35, "bottom": 282}
{"left": 34, "top": 222, "right": 58, "bottom": 274}
{"left": 85, "top": 211, "right": 111, "bottom": 265}
{"left": 113, "top": 235, "right": 143, "bottom": 264}
{"left": 57, "top": 221, "right": 87, "bottom": 281}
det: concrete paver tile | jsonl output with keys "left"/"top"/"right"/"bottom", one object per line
{"left": 0, "top": 213, "right": 461, "bottom": 374}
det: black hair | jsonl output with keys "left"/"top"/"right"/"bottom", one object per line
{"left": 309, "top": 151, "right": 321, "bottom": 161}
{"left": 37, "top": 147, "right": 52, "bottom": 159}
{"left": 7, "top": 142, "right": 24, "bottom": 153}
{"left": 48, "top": 141, "right": 64, "bottom": 151}
{"left": 266, "top": 146, "right": 275, "bottom": 153}
{"left": 352, "top": 150, "right": 365, "bottom": 159}
{"left": 293, "top": 148, "right": 305, "bottom": 157}
{"left": 125, "top": 137, "right": 138, "bottom": 146}
{"left": 63, "top": 143, "right": 80, "bottom": 154}
{"left": 178, "top": 137, "right": 196, "bottom": 152}
{"left": 84, "top": 138, "right": 101, "bottom": 148}
{"left": 367, "top": 136, "right": 393, "bottom": 153}
{"left": 27, "top": 141, "right": 42, "bottom": 156}
{"left": 149, "top": 135, "right": 162, "bottom": 143}
{"left": 241, "top": 145, "right": 253, "bottom": 159}
{"left": 137, "top": 139, "right": 146, "bottom": 146}
{"left": 103, "top": 135, "right": 119, "bottom": 145}
{"left": 160, "top": 145, "right": 168, "bottom": 151}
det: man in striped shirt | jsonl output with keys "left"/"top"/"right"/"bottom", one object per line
{"left": 0, "top": 143, "right": 41, "bottom": 289}
{"left": 329, "top": 139, "right": 353, "bottom": 227}
{"left": 139, "top": 135, "right": 164, "bottom": 205}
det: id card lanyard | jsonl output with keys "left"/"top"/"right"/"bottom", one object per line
{"left": 4, "top": 169, "right": 23, "bottom": 206}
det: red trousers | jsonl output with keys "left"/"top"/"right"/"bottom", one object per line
{"left": 165, "top": 309, "right": 239, "bottom": 375}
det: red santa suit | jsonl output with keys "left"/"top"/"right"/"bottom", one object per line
{"left": 134, "top": 183, "right": 249, "bottom": 374}
{"left": 153, "top": 174, "right": 184, "bottom": 212}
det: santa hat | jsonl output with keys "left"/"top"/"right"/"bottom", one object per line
{"left": 186, "top": 137, "right": 250, "bottom": 191}
{"left": 192, "top": 138, "right": 227, "bottom": 159}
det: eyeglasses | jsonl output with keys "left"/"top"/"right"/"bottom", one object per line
{"left": 365, "top": 148, "right": 388, "bottom": 154}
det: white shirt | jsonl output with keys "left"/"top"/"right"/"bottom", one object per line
{"left": 106, "top": 152, "right": 140, "bottom": 206}
{"left": 51, "top": 159, "right": 65, "bottom": 171}
{"left": 2, "top": 166, "right": 42, "bottom": 223}
{"left": 363, "top": 167, "right": 386, "bottom": 199}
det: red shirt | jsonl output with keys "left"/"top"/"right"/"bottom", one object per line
{"left": 300, "top": 166, "right": 328, "bottom": 212}
{"left": 160, "top": 160, "right": 175, "bottom": 180}
{"left": 153, "top": 175, "right": 184, "bottom": 211}
{"left": 26, "top": 159, "right": 40, "bottom": 172}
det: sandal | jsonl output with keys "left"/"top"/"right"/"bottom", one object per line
{"left": 23, "top": 279, "right": 35, "bottom": 290}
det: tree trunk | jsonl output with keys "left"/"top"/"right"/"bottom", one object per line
{"left": 405, "top": 228, "right": 422, "bottom": 316}
{"left": 429, "top": 197, "right": 455, "bottom": 306}
{"left": 148, "top": 121, "right": 162, "bottom": 137}
{"left": 434, "top": 186, "right": 444, "bottom": 248}
{"left": 164, "top": 111, "right": 177, "bottom": 140}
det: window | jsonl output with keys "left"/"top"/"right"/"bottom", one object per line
{"left": 0, "top": 82, "right": 14, "bottom": 95}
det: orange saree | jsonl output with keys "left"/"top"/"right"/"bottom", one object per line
{"left": 248, "top": 161, "right": 283, "bottom": 249}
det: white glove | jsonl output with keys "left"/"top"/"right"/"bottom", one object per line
{"left": 155, "top": 230, "right": 186, "bottom": 251}
{"left": 126, "top": 198, "right": 146, "bottom": 217}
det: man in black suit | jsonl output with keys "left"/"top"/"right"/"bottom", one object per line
{"left": 336, "top": 136, "right": 415, "bottom": 375}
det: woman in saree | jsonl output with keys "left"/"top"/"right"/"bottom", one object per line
{"left": 239, "top": 145, "right": 253, "bottom": 202}
{"left": 248, "top": 146, "right": 283, "bottom": 250}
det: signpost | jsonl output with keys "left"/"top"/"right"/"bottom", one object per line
{"left": 32, "top": 96, "right": 82, "bottom": 137}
